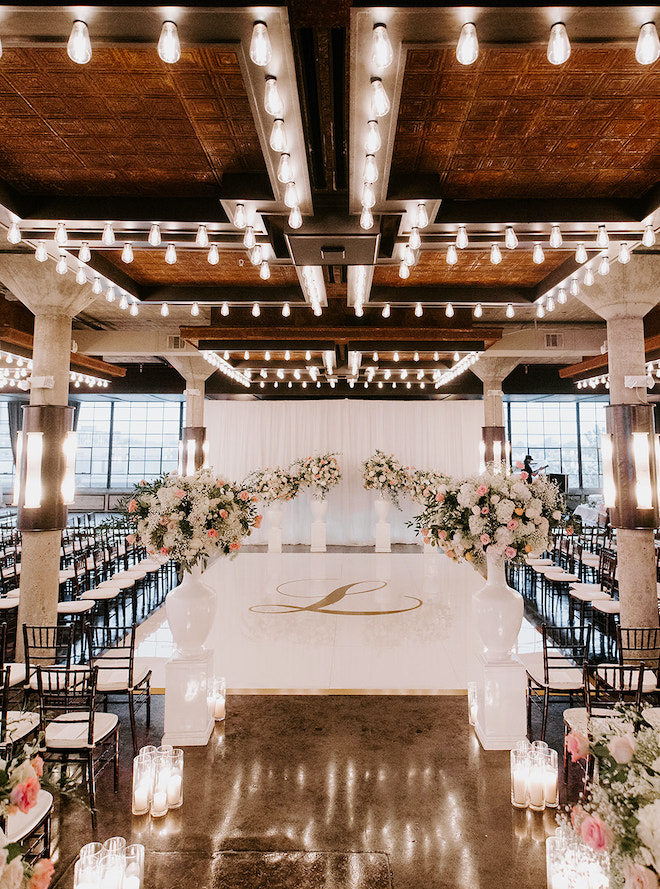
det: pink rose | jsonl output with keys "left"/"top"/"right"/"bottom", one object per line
{"left": 438, "top": 530, "right": 447, "bottom": 540}
{"left": 126, "top": 534, "right": 135, "bottom": 544}
{"left": 609, "top": 732, "right": 636, "bottom": 764}
{"left": 507, "top": 519, "right": 518, "bottom": 530}
{"left": 581, "top": 814, "right": 614, "bottom": 852}
{"left": 477, "top": 484, "right": 488, "bottom": 496}
{"left": 571, "top": 804, "right": 587, "bottom": 831}
{"left": 254, "top": 515, "right": 263, "bottom": 529}
{"left": 436, "top": 493, "right": 444, "bottom": 503}
{"left": 128, "top": 499, "right": 137, "bottom": 513}
{"left": 624, "top": 863, "right": 659, "bottom": 889}
{"left": 515, "top": 460, "right": 524, "bottom": 469}
{"left": 239, "top": 490, "right": 250, "bottom": 501}
{"left": 481, "top": 506, "right": 489, "bottom": 514}
{"left": 505, "top": 546, "right": 516, "bottom": 559}
{"left": 220, "top": 509, "right": 228, "bottom": 519}
{"left": 160, "top": 546, "right": 169, "bottom": 555}
{"left": 480, "top": 534, "right": 490, "bottom": 545}
{"left": 230, "top": 542, "right": 241, "bottom": 551}
{"left": 421, "top": 528, "right": 429, "bottom": 537}
{"left": 520, "top": 471, "right": 529, "bottom": 480}
{"left": 175, "top": 489, "right": 185, "bottom": 498}
{"left": 10, "top": 776, "right": 40, "bottom": 813}
{"left": 31, "top": 756, "right": 43, "bottom": 778}
{"left": 160, "top": 516, "right": 169, "bottom": 526}
{"left": 207, "top": 529, "right": 218, "bottom": 538}
{"left": 28, "top": 859, "right": 54, "bottom": 889}
{"left": 565, "top": 730, "right": 589, "bottom": 762}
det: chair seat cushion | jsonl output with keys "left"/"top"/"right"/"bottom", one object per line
{"left": 592, "top": 600, "right": 620, "bottom": 615}
{"left": 545, "top": 571, "right": 580, "bottom": 583}
{"left": 94, "top": 664, "right": 151, "bottom": 692}
{"left": 80, "top": 588, "right": 120, "bottom": 601}
{"left": 563, "top": 707, "right": 615, "bottom": 733}
{"left": 582, "top": 554, "right": 600, "bottom": 568}
{"left": 4, "top": 710, "right": 40, "bottom": 743}
{"left": 524, "top": 656, "right": 583, "bottom": 691}
{"left": 0, "top": 598, "right": 19, "bottom": 610}
{"left": 5, "top": 789, "right": 52, "bottom": 843}
{"left": 6, "top": 663, "right": 26, "bottom": 687}
{"left": 526, "top": 558, "right": 553, "bottom": 565}
{"left": 597, "top": 665, "right": 658, "bottom": 693}
{"left": 97, "top": 577, "right": 135, "bottom": 590}
{"left": 57, "top": 601, "right": 95, "bottom": 614}
{"left": 45, "top": 711, "right": 118, "bottom": 748}
{"left": 569, "top": 585, "right": 611, "bottom": 601}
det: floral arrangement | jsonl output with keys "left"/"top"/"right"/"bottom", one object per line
{"left": 0, "top": 741, "right": 53, "bottom": 889}
{"left": 362, "top": 450, "right": 409, "bottom": 508}
{"left": 244, "top": 466, "right": 301, "bottom": 505}
{"left": 123, "top": 467, "right": 261, "bottom": 572}
{"left": 565, "top": 709, "right": 660, "bottom": 889}
{"left": 405, "top": 467, "right": 450, "bottom": 506}
{"left": 411, "top": 467, "right": 563, "bottom": 571}
{"left": 295, "top": 453, "right": 342, "bottom": 501}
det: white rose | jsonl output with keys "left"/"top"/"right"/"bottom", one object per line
{"left": 0, "top": 856, "right": 23, "bottom": 889}
{"left": 638, "top": 800, "right": 660, "bottom": 870}
{"left": 552, "top": 510, "right": 561, "bottom": 520}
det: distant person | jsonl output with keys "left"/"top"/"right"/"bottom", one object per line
{"left": 523, "top": 454, "right": 548, "bottom": 479}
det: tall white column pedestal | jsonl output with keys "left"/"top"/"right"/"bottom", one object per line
{"left": 310, "top": 521, "right": 326, "bottom": 552}
{"left": 375, "top": 521, "right": 391, "bottom": 553}
{"left": 268, "top": 528, "right": 282, "bottom": 553}
{"left": 473, "top": 651, "right": 527, "bottom": 750}
{"left": 163, "top": 649, "right": 214, "bottom": 746}
{"left": 423, "top": 541, "right": 435, "bottom": 556}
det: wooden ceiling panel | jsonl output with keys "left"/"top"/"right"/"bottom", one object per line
{"left": 0, "top": 47, "right": 266, "bottom": 197}
{"left": 373, "top": 250, "right": 572, "bottom": 288}
{"left": 393, "top": 46, "right": 660, "bottom": 199}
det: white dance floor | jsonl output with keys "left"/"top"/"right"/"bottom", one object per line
{"left": 135, "top": 550, "right": 544, "bottom": 693}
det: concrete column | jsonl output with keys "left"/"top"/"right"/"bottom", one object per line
{"left": 0, "top": 257, "right": 98, "bottom": 655}
{"left": 471, "top": 356, "right": 519, "bottom": 427}
{"left": 577, "top": 256, "right": 660, "bottom": 628}
{"left": 167, "top": 354, "right": 214, "bottom": 428}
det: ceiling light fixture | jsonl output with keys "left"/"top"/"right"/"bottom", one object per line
{"left": 536, "top": 303, "right": 545, "bottom": 319}
{"left": 224, "top": 351, "right": 230, "bottom": 360}
{"left": 252, "top": 302, "right": 260, "bottom": 317}
{"left": 249, "top": 21, "right": 271, "bottom": 67}
{"left": 453, "top": 351, "right": 460, "bottom": 363}
{"left": 106, "top": 285, "right": 116, "bottom": 302}
{"left": 619, "top": 242, "right": 631, "bottom": 264}
{"left": 264, "top": 76, "right": 284, "bottom": 116}
{"left": 195, "top": 225, "right": 209, "bottom": 248}
{"left": 569, "top": 278, "right": 580, "bottom": 297}
{"left": 403, "top": 244, "right": 416, "bottom": 266}
{"left": 92, "top": 276, "right": 102, "bottom": 295}
{"left": 365, "top": 120, "right": 381, "bottom": 154}
{"left": 285, "top": 350, "right": 291, "bottom": 361}
{"left": 250, "top": 244, "right": 263, "bottom": 266}
{"left": 270, "top": 120, "right": 287, "bottom": 153}
{"left": 244, "top": 350, "right": 250, "bottom": 360}
{"left": 643, "top": 224, "right": 656, "bottom": 247}
{"left": 243, "top": 226, "right": 256, "bottom": 249}
{"left": 382, "top": 303, "right": 390, "bottom": 318}
{"left": 547, "top": 22, "right": 571, "bottom": 65}
{"left": 118, "top": 291, "right": 127, "bottom": 310}
{"left": 557, "top": 287, "right": 568, "bottom": 304}
{"left": 208, "top": 244, "right": 219, "bottom": 265}
{"left": 101, "top": 222, "right": 115, "bottom": 246}
{"left": 56, "top": 254, "right": 67, "bottom": 276}
{"left": 598, "top": 255, "right": 610, "bottom": 276}
{"left": 413, "top": 351, "right": 419, "bottom": 362}
{"left": 288, "top": 206, "right": 303, "bottom": 229}
{"left": 160, "top": 303, "right": 169, "bottom": 317}
{"left": 456, "top": 225, "right": 468, "bottom": 249}
{"left": 505, "top": 226, "right": 518, "bottom": 249}
{"left": 490, "top": 243, "right": 502, "bottom": 265}
{"left": 79, "top": 242, "right": 91, "bottom": 262}
{"left": 546, "top": 295, "right": 555, "bottom": 312}
{"left": 282, "top": 302, "right": 291, "bottom": 317}
{"left": 67, "top": 20, "right": 92, "bottom": 64}
{"left": 221, "top": 302, "right": 229, "bottom": 316}
{"left": 284, "top": 181, "right": 299, "bottom": 208}
{"left": 474, "top": 303, "right": 483, "bottom": 318}
{"left": 277, "top": 153, "right": 293, "bottom": 183}
{"left": 399, "top": 260, "right": 410, "bottom": 279}
{"left": 446, "top": 303, "right": 454, "bottom": 318}
{"left": 202, "top": 351, "right": 251, "bottom": 388}
{"left": 158, "top": 21, "right": 181, "bottom": 64}
{"left": 415, "top": 302, "right": 423, "bottom": 317}
{"left": 364, "top": 154, "right": 379, "bottom": 183}
{"left": 55, "top": 222, "right": 68, "bottom": 245}
{"left": 372, "top": 23, "right": 393, "bottom": 69}
{"left": 165, "top": 243, "right": 177, "bottom": 264}
{"left": 549, "top": 224, "right": 563, "bottom": 248}
{"left": 360, "top": 206, "right": 374, "bottom": 230}
{"left": 506, "top": 303, "right": 515, "bottom": 318}
{"left": 433, "top": 352, "right": 439, "bottom": 362}
{"left": 35, "top": 241, "right": 47, "bottom": 263}
{"left": 456, "top": 22, "right": 479, "bottom": 65}
{"left": 533, "top": 243, "right": 545, "bottom": 264}
{"left": 259, "top": 260, "right": 270, "bottom": 280}
{"left": 416, "top": 203, "right": 429, "bottom": 229}
{"left": 76, "top": 263, "right": 86, "bottom": 285}
{"left": 636, "top": 22, "right": 660, "bottom": 65}
{"left": 370, "top": 78, "right": 390, "bottom": 117}
{"left": 191, "top": 302, "right": 200, "bottom": 316}
{"left": 361, "top": 182, "right": 376, "bottom": 209}
{"left": 393, "top": 351, "right": 399, "bottom": 362}
{"left": 233, "top": 204, "right": 247, "bottom": 229}
{"left": 121, "top": 242, "right": 133, "bottom": 263}
{"left": 130, "top": 300, "right": 139, "bottom": 317}
{"left": 596, "top": 224, "right": 609, "bottom": 248}
{"left": 148, "top": 224, "right": 161, "bottom": 246}
{"left": 6, "top": 221, "right": 21, "bottom": 245}
{"left": 575, "top": 243, "right": 588, "bottom": 264}
{"left": 305, "top": 350, "right": 311, "bottom": 361}
{"left": 446, "top": 244, "right": 458, "bottom": 265}
{"left": 584, "top": 267, "right": 595, "bottom": 286}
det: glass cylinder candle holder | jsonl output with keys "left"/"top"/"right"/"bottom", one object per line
{"left": 527, "top": 750, "right": 546, "bottom": 811}
{"left": 214, "top": 677, "right": 226, "bottom": 721}
{"left": 100, "top": 853, "right": 124, "bottom": 889}
{"left": 79, "top": 842, "right": 103, "bottom": 860}
{"left": 510, "top": 749, "right": 529, "bottom": 808}
{"left": 124, "top": 844, "right": 145, "bottom": 889}
{"left": 139, "top": 745, "right": 157, "bottom": 758}
{"left": 150, "top": 751, "right": 171, "bottom": 817}
{"left": 74, "top": 856, "right": 100, "bottom": 889}
{"left": 467, "top": 681, "right": 477, "bottom": 726}
{"left": 543, "top": 748, "right": 559, "bottom": 808}
{"left": 166, "top": 748, "right": 184, "bottom": 808}
{"left": 132, "top": 754, "right": 154, "bottom": 815}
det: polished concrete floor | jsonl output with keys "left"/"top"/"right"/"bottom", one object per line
{"left": 50, "top": 695, "right": 555, "bottom": 889}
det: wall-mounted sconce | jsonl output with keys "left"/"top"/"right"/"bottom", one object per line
{"left": 13, "top": 405, "right": 76, "bottom": 531}
{"left": 480, "top": 426, "right": 507, "bottom": 473}
{"left": 601, "top": 404, "right": 660, "bottom": 529}
{"left": 177, "top": 427, "right": 208, "bottom": 476}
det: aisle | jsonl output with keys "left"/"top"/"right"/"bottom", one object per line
{"left": 135, "top": 551, "right": 482, "bottom": 692}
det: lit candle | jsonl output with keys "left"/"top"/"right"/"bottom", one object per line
{"left": 528, "top": 767, "right": 545, "bottom": 809}
{"left": 544, "top": 766, "right": 558, "bottom": 808}
{"left": 132, "top": 786, "right": 149, "bottom": 814}
{"left": 512, "top": 766, "right": 528, "bottom": 807}
{"left": 151, "top": 790, "right": 167, "bottom": 817}
{"left": 214, "top": 695, "right": 226, "bottom": 720}
{"left": 124, "top": 876, "right": 140, "bottom": 889}
{"left": 166, "top": 775, "right": 182, "bottom": 807}
{"left": 552, "top": 874, "right": 569, "bottom": 889}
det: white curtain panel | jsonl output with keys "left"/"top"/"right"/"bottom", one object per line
{"left": 205, "top": 399, "right": 483, "bottom": 546}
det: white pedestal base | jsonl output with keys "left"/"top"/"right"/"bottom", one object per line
{"left": 268, "top": 527, "right": 282, "bottom": 554}
{"left": 310, "top": 521, "right": 326, "bottom": 553}
{"left": 163, "top": 649, "right": 214, "bottom": 746}
{"left": 473, "top": 650, "right": 527, "bottom": 750}
{"left": 423, "top": 541, "right": 435, "bottom": 556}
{"left": 375, "top": 521, "right": 391, "bottom": 553}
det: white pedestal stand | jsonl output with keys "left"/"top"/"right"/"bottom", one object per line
{"left": 163, "top": 567, "right": 216, "bottom": 746}
{"left": 374, "top": 495, "right": 391, "bottom": 553}
{"left": 423, "top": 541, "right": 435, "bottom": 556}
{"left": 268, "top": 501, "right": 283, "bottom": 554}
{"left": 310, "top": 497, "right": 328, "bottom": 553}
{"left": 473, "top": 651, "right": 527, "bottom": 750}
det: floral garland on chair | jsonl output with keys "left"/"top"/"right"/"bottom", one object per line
{"left": 294, "top": 453, "right": 342, "bottom": 501}
{"left": 362, "top": 450, "right": 409, "bottom": 509}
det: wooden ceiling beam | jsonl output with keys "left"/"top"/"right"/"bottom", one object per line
{"left": 0, "top": 326, "right": 126, "bottom": 378}
{"left": 183, "top": 325, "right": 503, "bottom": 346}
{"left": 559, "top": 333, "right": 660, "bottom": 380}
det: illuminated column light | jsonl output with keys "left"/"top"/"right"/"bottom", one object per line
{"left": 633, "top": 432, "right": 653, "bottom": 509}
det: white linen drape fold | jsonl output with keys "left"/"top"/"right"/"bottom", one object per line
{"left": 205, "top": 399, "right": 482, "bottom": 545}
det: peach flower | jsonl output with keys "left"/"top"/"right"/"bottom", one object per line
{"left": 126, "top": 534, "right": 135, "bottom": 544}
{"left": 481, "top": 507, "right": 489, "bottom": 515}
{"left": 29, "top": 859, "right": 54, "bottom": 889}
{"left": 128, "top": 499, "right": 137, "bottom": 513}
{"left": 219, "top": 509, "right": 228, "bottom": 519}
{"left": 477, "top": 484, "right": 488, "bottom": 496}
{"left": 10, "top": 775, "right": 40, "bottom": 813}
{"left": 505, "top": 547, "right": 516, "bottom": 559}
{"left": 207, "top": 529, "right": 218, "bottom": 538}
{"left": 175, "top": 489, "right": 185, "bottom": 498}
{"left": 507, "top": 519, "right": 518, "bottom": 530}
{"left": 565, "top": 730, "right": 589, "bottom": 762}
{"left": 254, "top": 515, "right": 263, "bottom": 529}
{"left": 624, "top": 864, "right": 659, "bottom": 889}
{"left": 480, "top": 534, "right": 490, "bottom": 545}
{"left": 581, "top": 814, "right": 614, "bottom": 852}
{"left": 229, "top": 542, "right": 241, "bottom": 551}
{"left": 438, "top": 530, "right": 447, "bottom": 540}
{"left": 239, "top": 490, "right": 250, "bottom": 501}
{"left": 435, "top": 493, "right": 444, "bottom": 503}
{"left": 31, "top": 756, "right": 43, "bottom": 778}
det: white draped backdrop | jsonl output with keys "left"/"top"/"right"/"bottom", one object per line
{"left": 205, "top": 399, "right": 483, "bottom": 545}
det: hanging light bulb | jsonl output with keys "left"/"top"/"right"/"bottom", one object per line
{"left": 282, "top": 302, "right": 291, "bottom": 317}
{"left": 372, "top": 23, "right": 393, "bottom": 69}
{"left": 575, "top": 242, "right": 588, "bottom": 263}
{"left": 160, "top": 303, "right": 169, "bottom": 317}
{"left": 365, "top": 120, "right": 381, "bottom": 154}
{"left": 474, "top": 303, "right": 483, "bottom": 318}
{"left": 643, "top": 224, "right": 656, "bottom": 247}
{"left": 121, "top": 242, "right": 134, "bottom": 263}
{"left": 584, "top": 267, "right": 595, "bottom": 286}
{"left": 165, "top": 243, "right": 177, "bottom": 264}
{"left": 76, "top": 263, "right": 86, "bottom": 285}
{"left": 305, "top": 350, "right": 311, "bottom": 361}
{"left": 415, "top": 203, "right": 428, "bottom": 230}
{"left": 557, "top": 287, "right": 568, "bottom": 304}
{"left": 207, "top": 244, "right": 219, "bottom": 265}
{"left": 393, "top": 351, "right": 399, "bottom": 362}
{"left": 413, "top": 351, "right": 419, "bottom": 362}
{"left": 106, "top": 285, "right": 116, "bottom": 303}
{"left": 370, "top": 78, "right": 390, "bottom": 117}
{"left": 414, "top": 302, "right": 423, "bottom": 317}
{"left": 76, "top": 242, "right": 91, "bottom": 264}
{"left": 252, "top": 302, "right": 260, "bottom": 317}
{"left": 636, "top": 22, "right": 660, "bottom": 65}
{"left": 158, "top": 21, "right": 181, "bottom": 64}
{"left": 56, "top": 253, "right": 67, "bottom": 276}
{"left": 569, "top": 277, "right": 580, "bottom": 297}
{"left": 456, "top": 22, "right": 479, "bottom": 65}
{"left": 403, "top": 244, "right": 416, "bottom": 267}
{"left": 354, "top": 304, "right": 364, "bottom": 317}
{"left": 265, "top": 351, "right": 271, "bottom": 361}
{"left": 148, "top": 223, "right": 161, "bottom": 246}
{"left": 506, "top": 303, "right": 515, "bottom": 318}
{"left": 277, "top": 153, "right": 293, "bottom": 184}
{"left": 130, "top": 300, "right": 139, "bottom": 316}
{"left": 101, "top": 222, "right": 115, "bottom": 246}
{"left": 598, "top": 255, "right": 610, "bottom": 276}
{"left": 360, "top": 206, "right": 374, "bottom": 230}
{"left": 596, "top": 224, "right": 609, "bottom": 248}
{"left": 250, "top": 244, "right": 262, "bottom": 266}
{"left": 446, "top": 244, "right": 458, "bottom": 265}
{"left": 195, "top": 225, "right": 209, "bottom": 248}
{"left": 67, "top": 20, "right": 92, "bottom": 65}
{"left": 264, "top": 76, "right": 284, "bottom": 116}
{"left": 361, "top": 182, "right": 376, "bottom": 209}
{"left": 453, "top": 351, "right": 460, "bottom": 363}
{"left": 382, "top": 303, "right": 390, "bottom": 318}
{"left": 433, "top": 352, "right": 439, "bottom": 362}
{"left": 533, "top": 243, "right": 545, "bottom": 264}
{"left": 250, "top": 21, "right": 271, "bottom": 67}
{"left": 399, "top": 260, "right": 409, "bottom": 279}
{"left": 284, "top": 181, "right": 299, "bottom": 209}
{"left": 54, "top": 221, "right": 68, "bottom": 245}
{"left": 490, "top": 243, "right": 502, "bottom": 264}
{"left": 288, "top": 206, "right": 303, "bottom": 229}
{"left": 550, "top": 224, "right": 563, "bottom": 248}
{"left": 505, "top": 226, "right": 518, "bottom": 249}
{"left": 6, "top": 221, "right": 21, "bottom": 245}
{"left": 285, "top": 350, "right": 291, "bottom": 361}
{"left": 619, "top": 242, "right": 631, "bottom": 264}
{"left": 547, "top": 22, "right": 571, "bottom": 65}
{"left": 456, "top": 225, "right": 468, "bottom": 249}
{"left": 364, "top": 154, "right": 379, "bottom": 183}
{"left": 259, "top": 261, "right": 270, "bottom": 280}
{"left": 546, "top": 295, "right": 555, "bottom": 312}
{"left": 92, "top": 276, "right": 102, "bottom": 294}
{"left": 221, "top": 302, "right": 229, "bottom": 316}
{"left": 244, "top": 351, "right": 250, "bottom": 362}
{"left": 243, "top": 226, "right": 256, "bottom": 249}
{"left": 223, "top": 350, "right": 230, "bottom": 360}
{"left": 536, "top": 303, "right": 545, "bottom": 318}
{"left": 445, "top": 303, "right": 454, "bottom": 318}
{"left": 269, "top": 120, "right": 287, "bottom": 153}
{"left": 119, "top": 291, "right": 128, "bottom": 310}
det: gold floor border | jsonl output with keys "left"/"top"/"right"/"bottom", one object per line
{"left": 151, "top": 687, "right": 467, "bottom": 696}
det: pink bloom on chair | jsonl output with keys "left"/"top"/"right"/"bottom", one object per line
{"left": 477, "top": 484, "right": 488, "bottom": 496}
{"left": 10, "top": 775, "right": 40, "bottom": 813}
{"left": 219, "top": 509, "right": 228, "bottom": 519}
{"left": 175, "top": 489, "right": 185, "bottom": 498}
{"left": 624, "top": 863, "right": 659, "bottom": 889}
{"left": 28, "top": 859, "right": 54, "bottom": 889}
{"left": 230, "top": 542, "right": 241, "bottom": 551}
{"left": 566, "top": 730, "right": 590, "bottom": 762}
{"left": 239, "top": 490, "right": 250, "bottom": 501}
{"left": 505, "top": 547, "right": 516, "bottom": 559}
{"left": 207, "top": 529, "right": 218, "bottom": 538}
{"left": 254, "top": 515, "right": 263, "bottom": 529}
{"left": 128, "top": 499, "right": 137, "bottom": 513}
{"left": 481, "top": 507, "right": 489, "bottom": 515}
{"left": 507, "top": 519, "right": 518, "bottom": 530}
{"left": 31, "top": 756, "right": 43, "bottom": 778}
{"left": 160, "top": 546, "right": 169, "bottom": 555}
{"left": 520, "top": 471, "right": 529, "bottom": 480}
{"left": 435, "top": 493, "right": 444, "bottom": 503}
{"left": 609, "top": 732, "right": 636, "bottom": 764}
{"left": 160, "top": 516, "right": 169, "bottom": 526}
{"left": 438, "top": 530, "right": 447, "bottom": 540}
{"left": 126, "top": 534, "right": 135, "bottom": 544}
{"left": 580, "top": 814, "right": 614, "bottom": 852}
{"left": 480, "top": 534, "right": 490, "bottom": 545}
